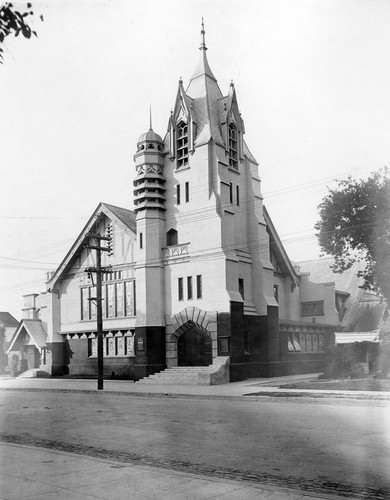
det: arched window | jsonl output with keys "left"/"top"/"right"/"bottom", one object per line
{"left": 228, "top": 123, "right": 238, "bottom": 169}
{"left": 176, "top": 121, "right": 188, "bottom": 168}
{"left": 166, "top": 228, "right": 178, "bottom": 246}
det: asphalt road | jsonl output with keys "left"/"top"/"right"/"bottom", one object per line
{"left": 1, "top": 390, "right": 390, "bottom": 497}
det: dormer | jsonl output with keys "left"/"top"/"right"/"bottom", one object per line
{"left": 219, "top": 82, "right": 245, "bottom": 171}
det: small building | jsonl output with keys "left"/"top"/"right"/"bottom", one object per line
{"left": 298, "top": 258, "right": 388, "bottom": 374}
{"left": 0, "top": 312, "right": 19, "bottom": 373}
{"left": 6, "top": 294, "right": 48, "bottom": 376}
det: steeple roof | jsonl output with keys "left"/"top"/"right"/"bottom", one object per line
{"left": 190, "top": 19, "right": 217, "bottom": 82}
{"left": 186, "top": 20, "right": 224, "bottom": 147}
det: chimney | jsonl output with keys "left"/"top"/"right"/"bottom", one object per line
{"left": 22, "top": 293, "right": 39, "bottom": 320}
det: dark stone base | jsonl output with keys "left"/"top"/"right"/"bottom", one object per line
{"left": 68, "top": 360, "right": 166, "bottom": 381}
{"left": 230, "top": 357, "right": 326, "bottom": 382}
{"left": 65, "top": 327, "right": 167, "bottom": 381}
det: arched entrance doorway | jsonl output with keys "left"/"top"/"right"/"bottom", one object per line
{"left": 177, "top": 323, "right": 212, "bottom": 367}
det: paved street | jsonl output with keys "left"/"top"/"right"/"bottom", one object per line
{"left": 0, "top": 385, "right": 390, "bottom": 499}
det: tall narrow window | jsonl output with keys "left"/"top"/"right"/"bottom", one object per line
{"left": 185, "top": 182, "right": 189, "bottom": 202}
{"left": 229, "top": 183, "right": 233, "bottom": 204}
{"left": 228, "top": 123, "right": 238, "bottom": 169}
{"left": 176, "top": 184, "right": 181, "bottom": 205}
{"left": 236, "top": 185, "right": 240, "bottom": 206}
{"left": 139, "top": 232, "right": 143, "bottom": 249}
{"left": 273, "top": 285, "right": 279, "bottom": 303}
{"left": 178, "top": 278, "right": 184, "bottom": 301}
{"left": 196, "top": 275, "right": 202, "bottom": 299}
{"left": 187, "top": 276, "right": 193, "bottom": 300}
{"left": 238, "top": 278, "right": 244, "bottom": 300}
{"left": 177, "top": 121, "right": 188, "bottom": 168}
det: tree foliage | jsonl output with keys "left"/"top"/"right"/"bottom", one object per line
{"left": 315, "top": 168, "right": 390, "bottom": 302}
{"left": 0, "top": 2, "right": 43, "bottom": 63}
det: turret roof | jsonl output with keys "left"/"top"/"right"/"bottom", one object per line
{"left": 138, "top": 128, "right": 163, "bottom": 144}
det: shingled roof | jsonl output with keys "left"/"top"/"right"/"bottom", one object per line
{"left": 6, "top": 319, "right": 47, "bottom": 354}
{"left": 0, "top": 312, "right": 19, "bottom": 328}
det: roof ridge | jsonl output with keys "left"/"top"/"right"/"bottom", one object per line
{"left": 101, "top": 202, "right": 135, "bottom": 214}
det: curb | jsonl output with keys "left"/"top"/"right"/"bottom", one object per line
{"left": 1, "top": 385, "right": 390, "bottom": 402}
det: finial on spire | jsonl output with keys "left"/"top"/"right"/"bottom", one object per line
{"left": 149, "top": 105, "right": 152, "bottom": 130}
{"left": 179, "top": 77, "right": 183, "bottom": 86}
{"left": 200, "top": 17, "right": 207, "bottom": 51}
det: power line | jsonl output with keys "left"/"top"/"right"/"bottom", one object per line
{"left": 0, "top": 256, "right": 58, "bottom": 265}
{"left": 0, "top": 215, "right": 86, "bottom": 221}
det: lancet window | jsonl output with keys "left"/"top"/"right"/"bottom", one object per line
{"left": 228, "top": 122, "right": 238, "bottom": 169}
{"left": 177, "top": 121, "right": 189, "bottom": 168}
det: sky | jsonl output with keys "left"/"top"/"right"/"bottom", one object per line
{"left": 1, "top": 0, "right": 390, "bottom": 319}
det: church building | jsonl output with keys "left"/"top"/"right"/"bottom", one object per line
{"left": 8, "top": 24, "right": 337, "bottom": 383}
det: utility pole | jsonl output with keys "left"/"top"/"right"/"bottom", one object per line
{"left": 84, "top": 224, "right": 113, "bottom": 390}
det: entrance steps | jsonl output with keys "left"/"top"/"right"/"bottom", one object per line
{"left": 17, "top": 369, "right": 50, "bottom": 378}
{"left": 137, "top": 357, "right": 230, "bottom": 386}
{"left": 137, "top": 367, "right": 210, "bottom": 386}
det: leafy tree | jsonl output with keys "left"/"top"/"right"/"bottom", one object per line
{"left": 315, "top": 167, "right": 390, "bottom": 303}
{"left": 0, "top": 2, "right": 43, "bottom": 63}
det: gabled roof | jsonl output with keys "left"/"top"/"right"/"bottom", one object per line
{"left": 103, "top": 203, "right": 136, "bottom": 233}
{"left": 6, "top": 319, "right": 47, "bottom": 354}
{"left": 0, "top": 312, "right": 19, "bottom": 328}
{"left": 263, "top": 205, "right": 299, "bottom": 284}
{"left": 47, "top": 202, "right": 136, "bottom": 287}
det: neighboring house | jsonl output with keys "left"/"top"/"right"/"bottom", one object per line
{"left": 0, "top": 312, "right": 19, "bottom": 372}
{"left": 11, "top": 25, "right": 343, "bottom": 383}
{"left": 6, "top": 294, "right": 48, "bottom": 375}
{"left": 297, "top": 258, "right": 388, "bottom": 373}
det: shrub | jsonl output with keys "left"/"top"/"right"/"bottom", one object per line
{"left": 377, "top": 338, "right": 390, "bottom": 379}
{"left": 322, "top": 346, "right": 364, "bottom": 379}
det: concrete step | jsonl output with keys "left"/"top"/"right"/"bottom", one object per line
{"left": 137, "top": 366, "right": 211, "bottom": 385}
{"left": 18, "top": 369, "right": 50, "bottom": 379}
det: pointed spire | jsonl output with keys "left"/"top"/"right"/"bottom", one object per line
{"left": 149, "top": 105, "right": 153, "bottom": 130}
{"left": 200, "top": 17, "right": 207, "bottom": 51}
{"left": 190, "top": 18, "right": 217, "bottom": 82}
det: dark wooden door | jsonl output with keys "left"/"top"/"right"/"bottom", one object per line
{"left": 178, "top": 327, "right": 212, "bottom": 366}
{"left": 27, "top": 346, "right": 40, "bottom": 369}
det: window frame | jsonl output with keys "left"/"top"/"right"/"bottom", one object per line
{"left": 178, "top": 277, "right": 184, "bottom": 301}
{"left": 185, "top": 181, "right": 189, "bottom": 202}
{"left": 176, "top": 121, "right": 189, "bottom": 169}
{"left": 228, "top": 122, "right": 238, "bottom": 170}
{"left": 196, "top": 275, "right": 202, "bottom": 299}
{"left": 187, "top": 276, "right": 193, "bottom": 300}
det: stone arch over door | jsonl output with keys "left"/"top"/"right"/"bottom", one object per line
{"left": 165, "top": 307, "right": 218, "bottom": 368}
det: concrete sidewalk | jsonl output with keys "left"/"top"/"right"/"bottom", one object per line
{"left": 0, "top": 373, "right": 390, "bottom": 400}
{"left": 0, "top": 442, "right": 347, "bottom": 500}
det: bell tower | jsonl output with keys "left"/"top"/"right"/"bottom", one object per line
{"left": 133, "top": 121, "right": 167, "bottom": 378}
